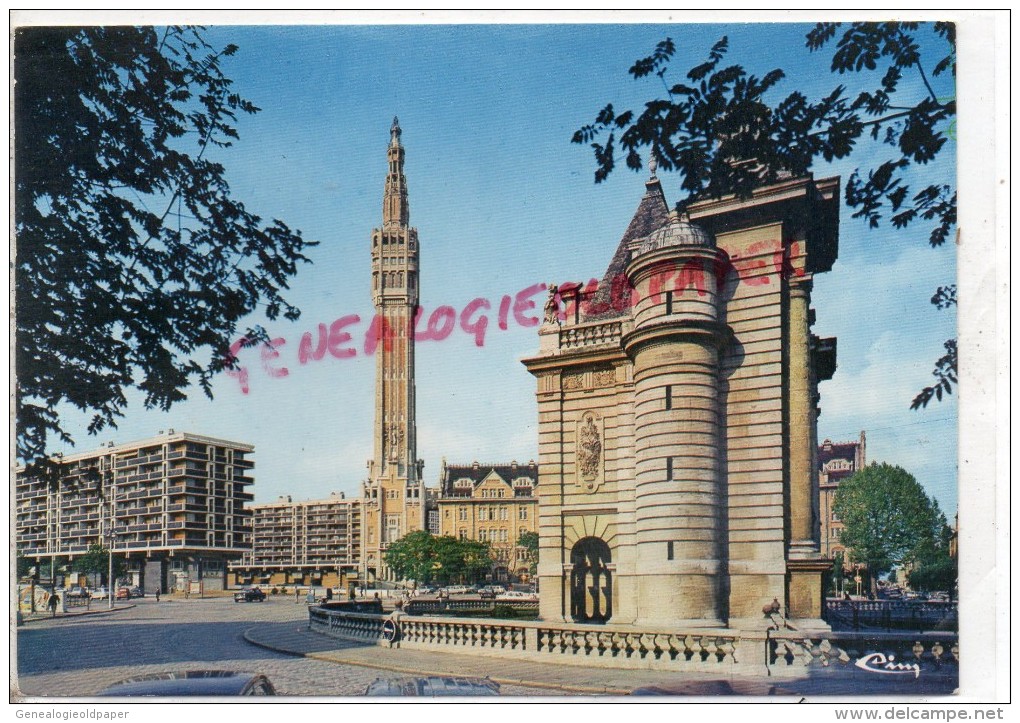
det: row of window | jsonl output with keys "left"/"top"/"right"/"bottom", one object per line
{"left": 478, "top": 528, "right": 510, "bottom": 543}
{"left": 450, "top": 506, "right": 529, "bottom": 521}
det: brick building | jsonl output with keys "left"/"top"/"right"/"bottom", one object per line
{"left": 435, "top": 460, "right": 539, "bottom": 582}
{"left": 818, "top": 431, "right": 868, "bottom": 558}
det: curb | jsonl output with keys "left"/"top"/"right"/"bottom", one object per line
{"left": 19, "top": 603, "right": 137, "bottom": 625}
{"left": 241, "top": 626, "right": 629, "bottom": 695}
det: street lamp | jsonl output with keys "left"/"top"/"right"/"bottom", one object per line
{"left": 105, "top": 523, "right": 117, "bottom": 611}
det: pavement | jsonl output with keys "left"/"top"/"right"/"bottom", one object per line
{"left": 14, "top": 596, "right": 960, "bottom": 699}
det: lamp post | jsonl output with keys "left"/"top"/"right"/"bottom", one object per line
{"left": 106, "top": 524, "right": 116, "bottom": 611}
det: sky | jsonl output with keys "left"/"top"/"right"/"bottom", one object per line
{"left": 44, "top": 21, "right": 959, "bottom": 517}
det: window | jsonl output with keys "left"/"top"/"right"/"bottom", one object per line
{"left": 459, "top": 507, "right": 467, "bottom": 521}
{"left": 479, "top": 507, "right": 488, "bottom": 521}
{"left": 666, "top": 457, "right": 674, "bottom": 480}
{"left": 519, "top": 507, "right": 528, "bottom": 521}
{"left": 500, "top": 507, "right": 508, "bottom": 521}
{"left": 459, "top": 529, "right": 467, "bottom": 541}
{"left": 667, "top": 541, "right": 674, "bottom": 560}
{"left": 665, "top": 385, "right": 672, "bottom": 410}
{"left": 500, "top": 529, "right": 508, "bottom": 543}
{"left": 479, "top": 529, "right": 488, "bottom": 542}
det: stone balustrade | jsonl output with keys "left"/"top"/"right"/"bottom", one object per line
{"left": 768, "top": 630, "right": 959, "bottom": 673}
{"left": 559, "top": 321, "right": 623, "bottom": 350}
{"left": 309, "top": 605, "right": 744, "bottom": 672}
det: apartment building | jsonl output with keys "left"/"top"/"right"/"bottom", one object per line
{"left": 229, "top": 492, "right": 363, "bottom": 589}
{"left": 15, "top": 431, "right": 255, "bottom": 593}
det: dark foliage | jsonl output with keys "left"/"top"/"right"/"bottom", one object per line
{"left": 574, "top": 23, "right": 956, "bottom": 406}
{"left": 15, "top": 27, "right": 315, "bottom": 472}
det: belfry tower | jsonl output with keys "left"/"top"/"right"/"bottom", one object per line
{"left": 362, "top": 118, "right": 426, "bottom": 582}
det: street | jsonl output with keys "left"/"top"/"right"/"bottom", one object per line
{"left": 15, "top": 596, "right": 561, "bottom": 698}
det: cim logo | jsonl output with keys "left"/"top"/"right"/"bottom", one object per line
{"left": 854, "top": 652, "right": 921, "bottom": 679}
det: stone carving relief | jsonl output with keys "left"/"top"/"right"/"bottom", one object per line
{"left": 591, "top": 368, "right": 615, "bottom": 388}
{"left": 562, "top": 373, "right": 585, "bottom": 391}
{"left": 387, "top": 424, "right": 405, "bottom": 460}
{"left": 575, "top": 411, "right": 604, "bottom": 493}
{"left": 543, "top": 284, "right": 560, "bottom": 325}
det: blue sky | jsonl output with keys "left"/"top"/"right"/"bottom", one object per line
{"left": 50, "top": 22, "right": 958, "bottom": 517}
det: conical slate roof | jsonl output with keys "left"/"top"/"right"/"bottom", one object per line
{"left": 584, "top": 175, "right": 671, "bottom": 320}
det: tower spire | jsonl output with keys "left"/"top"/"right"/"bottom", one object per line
{"left": 383, "top": 116, "right": 409, "bottom": 227}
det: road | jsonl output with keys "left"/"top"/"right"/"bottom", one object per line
{"left": 14, "top": 596, "right": 563, "bottom": 698}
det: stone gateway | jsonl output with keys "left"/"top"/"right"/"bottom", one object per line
{"left": 523, "top": 165, "right": 839, "bottom": 632}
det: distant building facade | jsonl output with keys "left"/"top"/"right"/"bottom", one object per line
{"left": 818, "top": 431, "right": 868, "bottom": 558}
{"left": 435, "top": 460, "right": 539, "bottom": 582}
{"left": 15, "top": 431, "right": 255, "bottom": 593}
{"left": 523, "top": 166, "right": 840, "bottom": 628}
{"left": 230, "top": 492, "right": 362, "bottom": 589}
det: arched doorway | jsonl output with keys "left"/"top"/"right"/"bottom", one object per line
{"left": 569, "top": 537, "right": 612, "bottom": 623}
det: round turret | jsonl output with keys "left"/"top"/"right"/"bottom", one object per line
{"left": 635, "top": 211, "right": 715, "bottom": 258}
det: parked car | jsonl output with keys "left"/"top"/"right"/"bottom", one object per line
{"left": 90, "top": 587, "right": 109, "bottom": 600}
{"left": 116, "top": 587, "right": 131, "bottom": 600}
{"left": 65, "top": 586, "right": 88, "bottom": 599}
{"left": 445, "top": 585, "right": 470, "bottom": 595}
{"left": 365, "top": 676, "right": 499, "bottom": 697}
{"left": 496, "top": 590, "right": 538, "bottom": 602}
{"left": 98, "top": 671, "right": 276, "bottom": 697}
{"left": 234, "top": 587, "right": 267, "bottom": 603}
{"left": 128, "top": 586, "right": 144, "bottom": 598}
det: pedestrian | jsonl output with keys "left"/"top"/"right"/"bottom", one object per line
{"left": 155, "top": 588, "right": 161, "bottom": 602}
{"left": 295, "top": 586, "right": 301, "bottom": 603}
{"left": 47, "top": 592, "right": 59, "bottom": 618}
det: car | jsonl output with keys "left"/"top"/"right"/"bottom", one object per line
{"left": 98, "top": 671, "right": 276, "bottom": 697}
{"left": 495, "top": 590, "right": 538, "bottom": 602}
{"left": 364, "top": 676, "right": 499, "bottom": 697}
{"left": 234, "top": 587, "right": 267, "bottom": 603}
{"left": 65, "top": 586, "right": 88, "bottom": 599}
{"left": 445, "top": 585, "right": 470, "bottom": 595}
{"left": 116, "top": 587, "right": 131, "bottom": 600}
{"left": 90, "top": 587, "right": 109, "bottom": 600}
